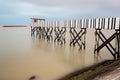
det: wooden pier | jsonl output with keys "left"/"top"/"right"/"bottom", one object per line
{"left": 30, "top": 17, "right": 120, "bottom": 59}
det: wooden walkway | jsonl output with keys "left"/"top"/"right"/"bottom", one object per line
{"left": 30, "top": 17, "right": 120, "bottom": 59}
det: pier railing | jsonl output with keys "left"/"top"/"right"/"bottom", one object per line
{"left": 30, "top": 17, "right": 120, "bottom": 59}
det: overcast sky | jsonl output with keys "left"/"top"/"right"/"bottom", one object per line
{"left": 0, "top": 0, "right": 120, "bottom": 25}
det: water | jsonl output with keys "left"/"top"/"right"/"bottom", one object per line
{"left": 0, "top": 27, "right": 115, "bottom": 80}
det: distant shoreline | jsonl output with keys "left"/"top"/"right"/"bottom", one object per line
{"left": 2, "top": 25, "right": 27, "bottom": 27}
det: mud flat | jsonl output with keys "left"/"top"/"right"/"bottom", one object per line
{"left": 59, "top": 59, "right": 120, "bottom": 80}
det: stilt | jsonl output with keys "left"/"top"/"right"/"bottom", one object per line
{"left": 70, "top": 27, "right": 86, "bottom": 49}
{"left": 115, "top": 29, "right": 120, "bottom": 58}
{"left": 44, "top": 27, "right": 53, "bottom": 41}
{"left": 94, "top": 29, "right": 120, "bottom": 59}
{"left": 54, "top": 27, "right": 66, "bottom": 45}
{"left": 94, "top": 29, "right": 100, "bottom": 53}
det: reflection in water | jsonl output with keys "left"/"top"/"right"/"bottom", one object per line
{"left": 0, "top": 27, "right": 114, "bottom": 80}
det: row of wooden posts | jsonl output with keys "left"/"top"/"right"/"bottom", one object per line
{"left": 31, "top": 18, "right": 120, "bottom": 29}
{"left": 31, "top": 17, "right": 120, "bottom": 59}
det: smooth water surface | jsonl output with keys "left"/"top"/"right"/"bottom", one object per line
{"left": 0, "top": 27, "right": 114, "bottom": 80}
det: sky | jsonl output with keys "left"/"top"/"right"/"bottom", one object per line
{"left": 0, "top": 0, "right": 120, "bottom": 25}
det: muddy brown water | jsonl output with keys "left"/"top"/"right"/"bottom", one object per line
{"left": 0, "top": 27, "right": 115, "bottom": 80}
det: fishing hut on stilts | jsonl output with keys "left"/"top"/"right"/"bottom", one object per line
{"left": 31, "top": 18, "right": 45, "bottom": 38}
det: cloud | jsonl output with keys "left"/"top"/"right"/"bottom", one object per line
{"left": 9, "top": 0, "right": 120, "bottom": 7}
{"left": 2, "top": 0, "right": 120, "bottom": 7}
{"left": 1, "top": 0, "right": 97, "bottom": 6}
{"left": 100, "top": 0, "right": 120, "bottom": 7}
{"left": 0, "top": 1, "right": 40, "bottom": 16}
{"left": 0, "top": 0, "right": 120, "bottom": 25}
{"left": 0, "top": 0, "right": 99, "bottom": 17}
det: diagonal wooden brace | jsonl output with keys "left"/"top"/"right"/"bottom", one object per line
{"left": 94, "top": 29, "right": 120, "bottom": 59}
{"left": 54, "top": 27, "right": 66, "bottom": 44}
{"left": 70, "top": 28, "right": 86, "bottom": 49}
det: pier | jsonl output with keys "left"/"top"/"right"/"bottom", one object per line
{"left": 31, "top": 17, "right": 120, "bottom": 59}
